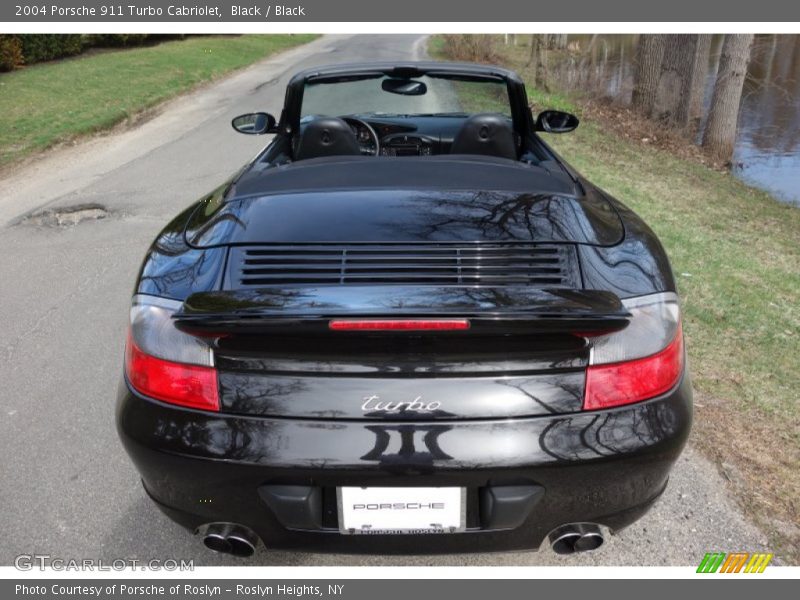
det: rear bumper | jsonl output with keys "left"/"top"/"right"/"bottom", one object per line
{"left": 116, "top": 372, "right": 692, "bottom": 554}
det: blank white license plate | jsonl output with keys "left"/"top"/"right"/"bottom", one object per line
{"left": 337, "top": 487, "right": 466, "bottom": 535}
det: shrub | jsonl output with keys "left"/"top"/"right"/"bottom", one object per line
{"left": 441, "top": 35, "right": 498, "bottom": 64}
{"left": 0, "top": 34, "right": 191, "bottom": 73}
{"left": 0, "top": 35, "right": 23, "bottom": 71}
{"left": 19, "top": 35, "right": 83, "bottom": 64}
{"left": 85, "top": 34, "right": 153, "bottom": 47}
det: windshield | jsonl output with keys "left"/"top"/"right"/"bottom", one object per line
{"left": 300, "top": 74, "right": 511, "bottom": 118}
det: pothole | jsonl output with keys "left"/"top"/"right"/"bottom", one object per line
{"left": 21, "top": 203, "right": 110, "bottom": 227}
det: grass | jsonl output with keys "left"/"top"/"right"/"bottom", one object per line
{"left": 431, "top": 35, "right": 800, "bottom": 561}
{"left": 552, "top": 115, "right": 800, "bottom": 562}
{"left": 0, "top": 35, "right": 319, "bottom": 167}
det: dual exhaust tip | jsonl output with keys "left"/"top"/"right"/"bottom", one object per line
{"left": 202, "top": 523, "right": 260, "bottom": 557}
{"left": 548, "top": 523, "right": 605, "bottom": 555}
{"left": 201, "top": 521, "right": 602, "bottom": 556}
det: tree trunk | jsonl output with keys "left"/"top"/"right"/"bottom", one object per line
{"left": 632, "top": 34, "right": 666, "bottom": 116}
{"left": 702, "top": 34, "right": 754, "bottom": 163}
{"left": 526, "top": 34, "right": 537, "bottom": 67}
{"left": 579, "top": 35, "right": 599, "bottom": 68}
{"left": 546, "top": 34, "right": 566, "bottom": 50}
{"left": 762, "top": 34, "right": 778, "bottom": 82}
{"left": 688, "top": 34, "right": 713, "bottom": 120}
{"left": 535, "top": 35, "right": 549, "bottom": 91}
{"left": 654, "top": 34, "right": 699, "bottom": 127}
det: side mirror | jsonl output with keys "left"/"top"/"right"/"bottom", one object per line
{"left": 381, "top": 78, "right": 428, "bottom": 96}
{"left": 231, "top": 112, "right": 277, "bottom": 135}
{"left": 535, "top": 110, "right": 579, "bottom": 133}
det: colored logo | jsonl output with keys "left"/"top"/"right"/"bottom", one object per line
{"left": 697, "top": 552, "right": 773, "bottom": 573}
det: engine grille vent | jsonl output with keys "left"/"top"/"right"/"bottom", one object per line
{"left": 227, "top": 244, "right": 581, "bottom": 287}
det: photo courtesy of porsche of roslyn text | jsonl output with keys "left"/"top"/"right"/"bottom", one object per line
{"left": 0, "top": 29, "right": 797, "bottom": 570}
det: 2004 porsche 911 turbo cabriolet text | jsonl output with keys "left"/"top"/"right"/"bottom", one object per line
{"left": 116, "top": 62, "right": 692, "bottom": 557}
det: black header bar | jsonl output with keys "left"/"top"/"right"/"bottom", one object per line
{"left": 3, "top": 0, "right": 799, "bottom": 23}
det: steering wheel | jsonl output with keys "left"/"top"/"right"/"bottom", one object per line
{"left": 343, "top": 117, "right": 380, "bottom": 156}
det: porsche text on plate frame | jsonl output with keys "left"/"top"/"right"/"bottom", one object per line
{"left": 337, "top": 487, "right": 467, "bottom": 535}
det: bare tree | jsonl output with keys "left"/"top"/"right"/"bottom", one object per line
{"left": 526, "top": 35, "right": 549, "bottom": 91}
{"left": 632, "top": 34, "right": 666, "bottom": 116}
{"left": 535, "top": 35, "right": 549, "bottom": 91}
{"left": 547, "top": 34, "right": 568, "bottom": 50}
{"left": 654, "top": 34, "right": 700, "bottom": 127}
{"left": 577, "top": 35, "right": 600, "bottom": 89}
{"left": 702, "top": 34, "right": 754, "bottom": 163}
{"left": 526, "top": 34, "right": 537, "bottom": 66}
{"left": 688, "top": 34, "right": 713, "bottom": 120}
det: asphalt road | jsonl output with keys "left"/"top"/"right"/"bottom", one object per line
{"left": 0, "top": 34, "right": 773, "bottom": 567}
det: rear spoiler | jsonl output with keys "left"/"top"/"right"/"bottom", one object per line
{"left": 173, "top": 286, "right": 631, "bottom": 336}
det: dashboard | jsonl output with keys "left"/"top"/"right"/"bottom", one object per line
{"left": 342, "top": 115, "right": 466, "bottom": 157}
{"left": 380, "top": 134, "right": 435, "bottom": 156}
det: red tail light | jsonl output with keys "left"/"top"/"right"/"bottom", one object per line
{"left": 583, "top": 292, "right": 685, "bottom": 411}
{"left": 329, "top": 319, "right": 470, "bottom": 331}
{"left": 125, "top": 295, "right": 219, "bottom": 412}
{"left": 584, "top": 324, "right": 684, "bottom": 410}
{"left": 125, "top": 334, "right": 219, "bottom": 411}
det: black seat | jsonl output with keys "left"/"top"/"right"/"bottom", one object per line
{"left": 295, "top": 118, "right": 361, "bottom": 161}
{"left": 450, "top": 113, "right": 517, "bottom": 160}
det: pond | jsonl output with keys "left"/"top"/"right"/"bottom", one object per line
{"left": 552, "top": 35, "right": 800, "bottom": 206}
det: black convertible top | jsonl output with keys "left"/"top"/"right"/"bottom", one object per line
{"left": 231, "top": 155, "right": 577, "bottom": 199}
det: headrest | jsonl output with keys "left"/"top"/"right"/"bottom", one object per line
{"left": 450, "top": 113, "right": 517, "bottom": 161}
{"left": 295, "top": 118, "right": 361, "bottom": 161}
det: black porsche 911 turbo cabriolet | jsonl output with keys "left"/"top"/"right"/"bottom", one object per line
{"left": 116, "top": 61, "right": 691, "bottom": 557}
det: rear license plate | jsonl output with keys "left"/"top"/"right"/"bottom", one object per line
{"left": 337, "top": 487, "right": 466, "bottom": 535}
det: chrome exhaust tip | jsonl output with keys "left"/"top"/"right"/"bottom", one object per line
{"left": 226, "top": 528, "right": 258, "bottom": 557}
{"left": 549, "top": 523, "right": 604, "bottom": 555}
{"left": 202, "top": 523, "right": 259, "bottom": 557}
